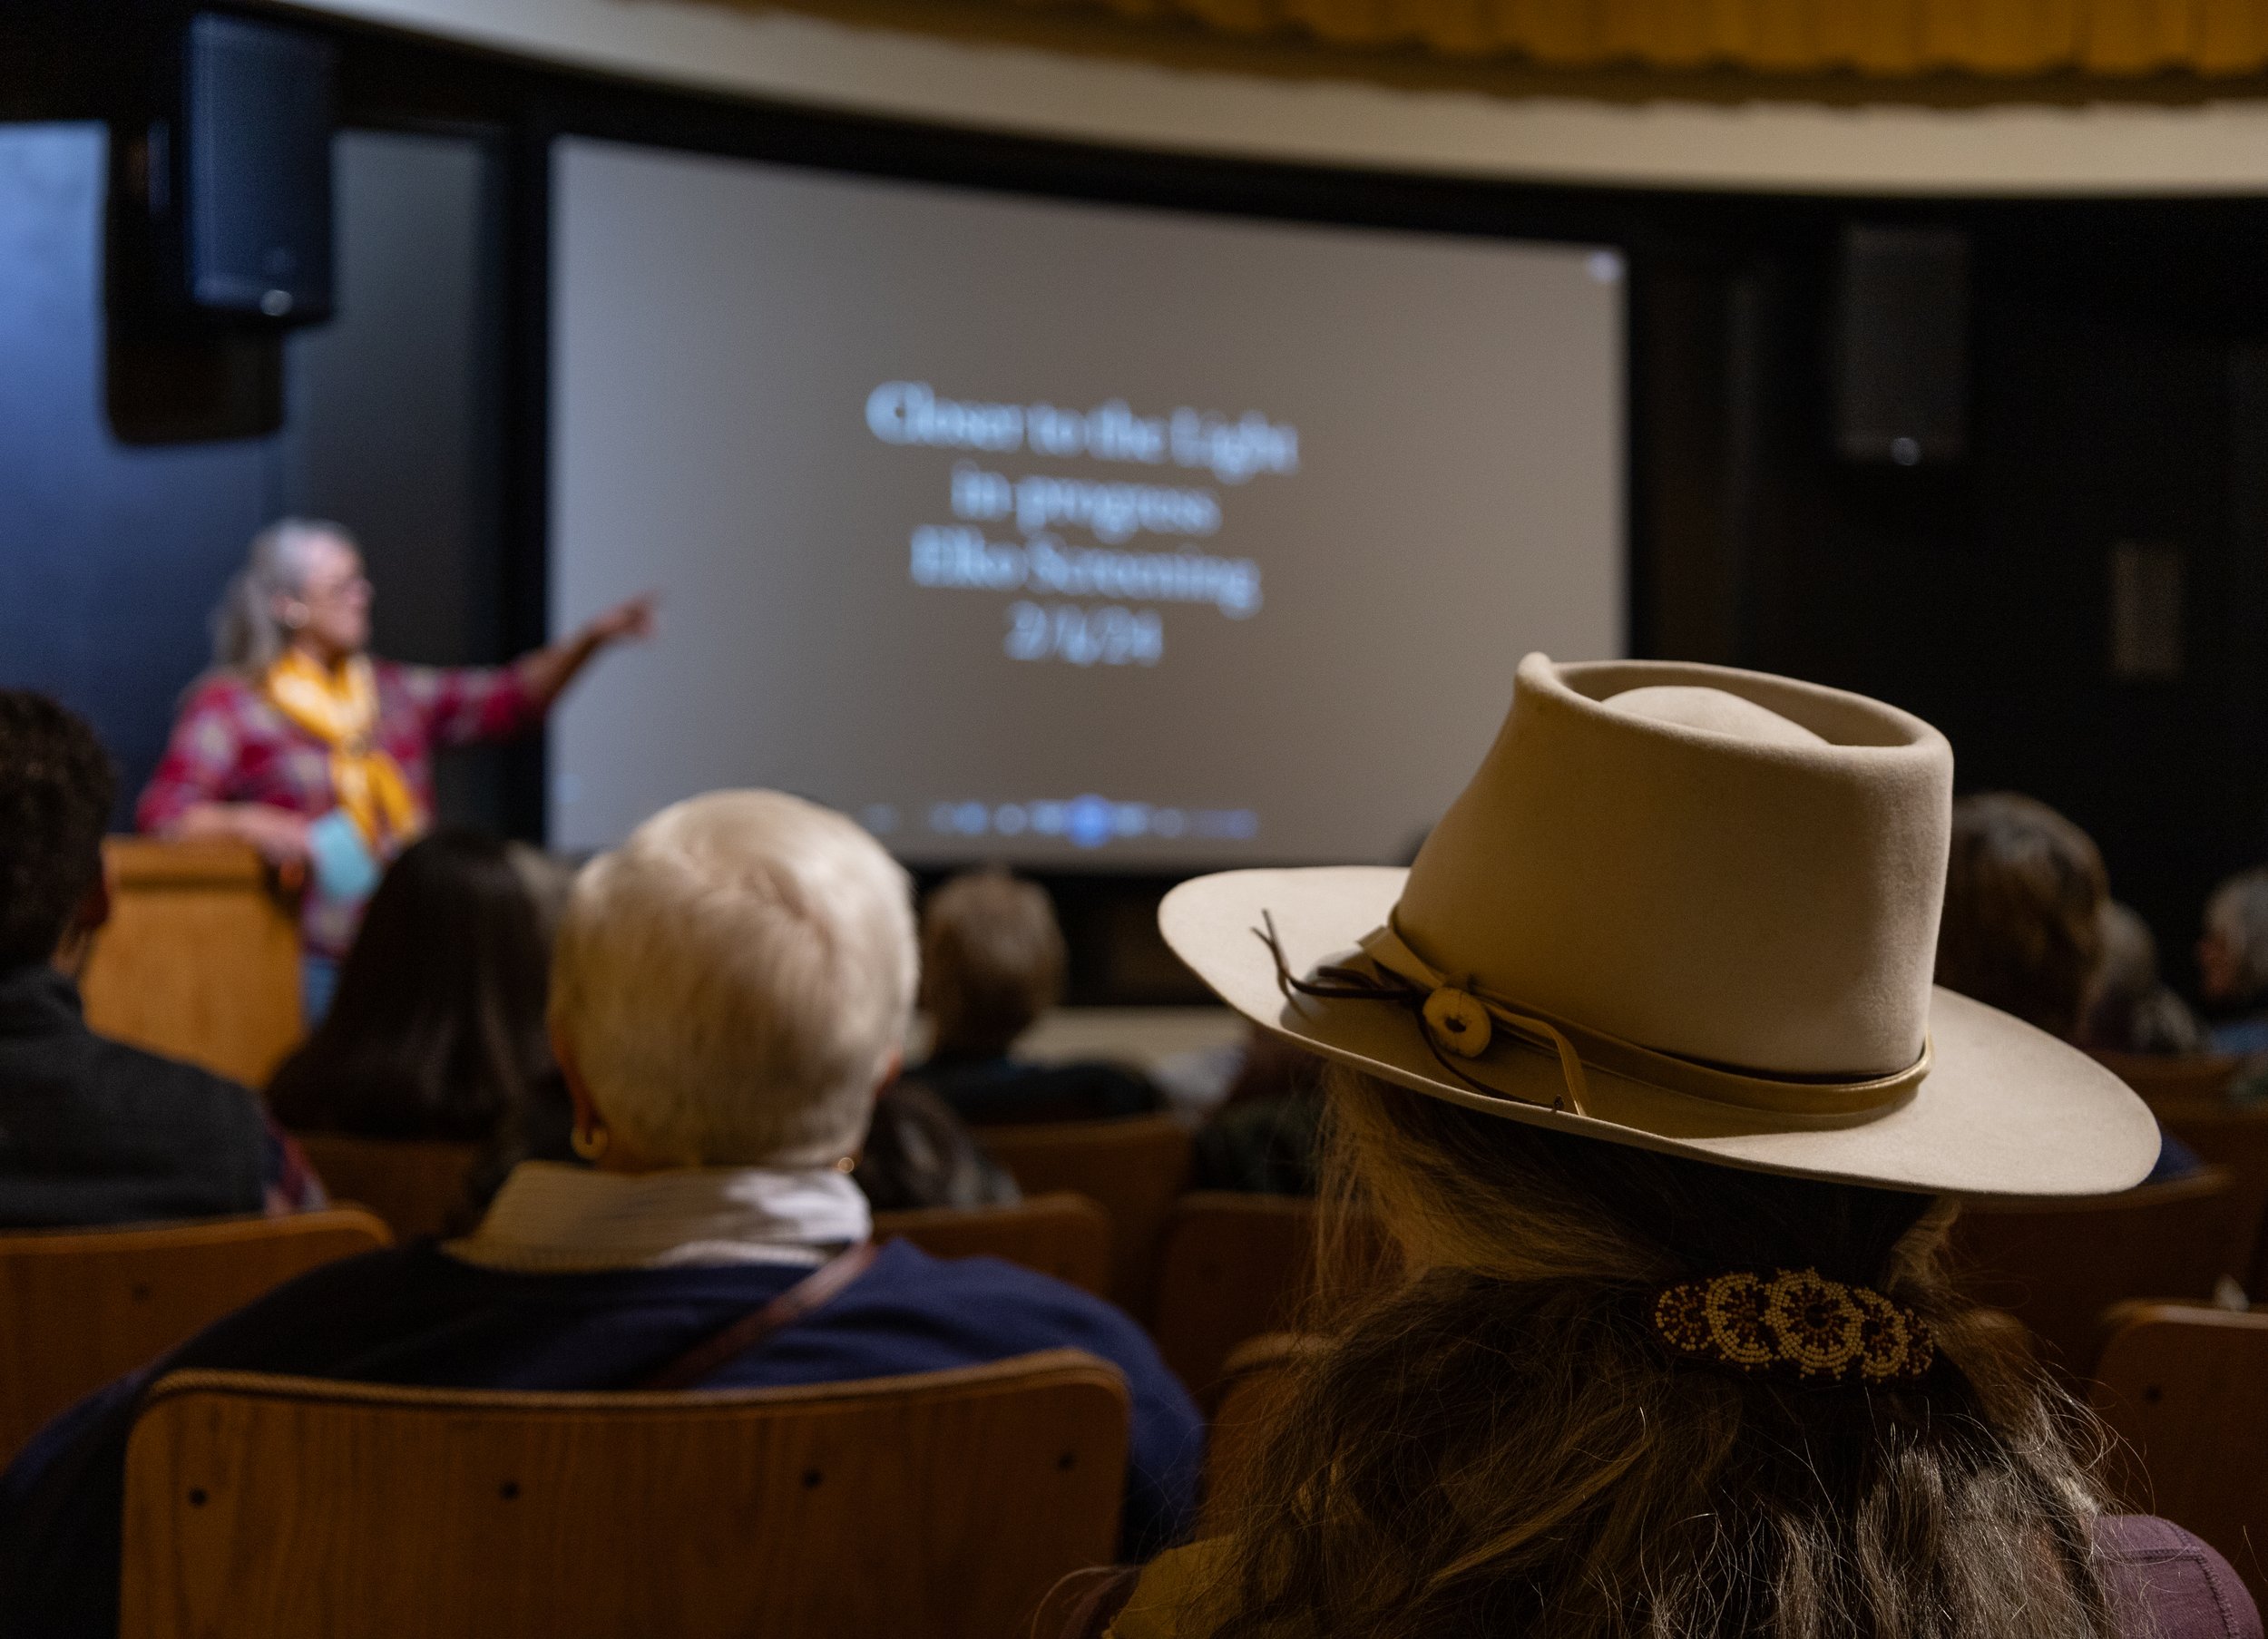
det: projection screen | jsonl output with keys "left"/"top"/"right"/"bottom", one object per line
{"left": 550, "top": 137, "right": 1624, "bottom": 864}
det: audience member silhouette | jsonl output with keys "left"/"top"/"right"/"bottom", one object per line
{"left": 2198, "top": 865, "right": 2268, "bottom": 1056}
{"left": 2081, "top": 900, "right": 2209, "bottom": 1058}
{"left": 0, "top": 792, "right": 1199, "bottom": 1638}
{"left": 913, "top": 867, "right": 1162, "bottom": 1125}
{"left": 1089, "top": 1075, "right": 2256, "bottom": 1639}
{"left": 1935, "top": 794, "right": 2197, "bottom": 1180}
{"left": 1189, "top": 1027, "right": 1327, "bottom": 1195}
{"left": 1078, "top": 659, "right": 2254, "bottom": 1639}
{"left": 0, "top": 690, "right": 321, "bottom": 1227}
{"left": 269, "top": 827, "right": 559, "bottom": 1145}
{"left": 266, "top": 827, "right": 572, "bottom": 1222}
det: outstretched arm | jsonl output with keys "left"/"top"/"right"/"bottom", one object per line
{"left": 516, "top": 593, "right": 658, "bottom": 707}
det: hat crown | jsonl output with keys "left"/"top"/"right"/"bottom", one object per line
{"left": 1396, "top": 655, "right": 1953, "bottom": 1078}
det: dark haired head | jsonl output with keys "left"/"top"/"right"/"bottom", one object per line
{"left": 0, "top": 692, "right": 117, "bottom": 970}
{"left": 268, "top": 828, "right": 552, "bottom": 1142}
{"left": 1937, "top": 792, "right": 2108, "bottom": 1040}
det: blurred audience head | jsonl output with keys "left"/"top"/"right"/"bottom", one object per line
{"left": 211, "top": 517, "right": 369, "bottom": 673}
{"left": 1935, "top": 793, "right": 2107, "bottom": 1040}
{"left": 267, "top": 828, "right": 552, "bottom": 1140}
{"left": 551, "top": 791, "right": 916, "bottom": 1169}
{"left": 2199, "top": 865, "right": 2268, "bottom": 1009}
{"left": 0, "top": 691, "right": 116, "bottom": 973}
{"left": 2079, "top": 900, "right": 2164, "bottom": 1051}
{"left": 920, "top": 867, "right": 1065, "bottom": 1058}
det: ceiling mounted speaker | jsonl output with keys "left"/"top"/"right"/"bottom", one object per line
{"left": 1833, "top": 224, "right": 1969, "bottom": 467}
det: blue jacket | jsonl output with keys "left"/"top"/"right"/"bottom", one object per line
{"left": 0, "top": 1236, "right": 1203, "bottom": 1637}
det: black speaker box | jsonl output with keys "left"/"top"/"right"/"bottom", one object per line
{"left": 105, "top": 13, "right": 333, "bottom": 442}
{"left": 1832, "top": 224, "right": 1969, "bottom": 466}
{"left": 153, "top": 12, "right": 336, "bottom": 324}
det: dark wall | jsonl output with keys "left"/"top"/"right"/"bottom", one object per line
{"left": 0, "top": 123, "right": 269, "bottom": 815}
{"left": 279, "top": 128, "right": 510, "bottom": 825}
{"left": 0, "top": 121, "right": 508, "bottom": 828}
{"left": 1634, "top": 210, "right": 2268, "bottom": 980}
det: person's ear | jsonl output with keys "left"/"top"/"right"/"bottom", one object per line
{"left": 552, "top": 1024, "right": 601, "bottom": 1134}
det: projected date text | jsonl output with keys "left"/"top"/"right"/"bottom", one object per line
{"left": 1005, "top": 601, "right": 1163, "bottom": 667}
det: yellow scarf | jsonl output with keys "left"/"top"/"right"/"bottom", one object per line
{"left": 264, "top": 650, "right": 423, "bottom": 850}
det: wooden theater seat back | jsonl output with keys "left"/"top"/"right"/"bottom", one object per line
{"left": 872, "top": 1192, "right": 1112, "bottom": 1295}
{"left": 1949, "top": 1168, "right": 2234, "bottom": 1380}
{"left": 976, "top": 1116, "right": 1192, "bottom": 1313}
{"left": 1153, "top": 1194, "right": 1397, "bottom": 1400}
{"left": 1153, "top": 1194, "right": 1317, "bottom": 1397}
{"left": 290, "top": 1134, "right": 482, "bottom": 1242}
{"left": 119, "top": 1351, "right": 1132, "bottom": 1639}
{"left": 2155, "top": 1109, "right": 2268, "bottom": 1294}
{"left": 1199, "top": 1332, "right": 1322, "bottom": 1534}
{"left": 2088, "top": 1302, "right": 2268, "bottom": 1608}
{"left": 0, "top": 1208, "right": 391, "bottom": 1465}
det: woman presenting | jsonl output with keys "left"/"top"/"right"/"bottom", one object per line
{"left": 138, "top": 518, "right": 651, "bottom": 1016}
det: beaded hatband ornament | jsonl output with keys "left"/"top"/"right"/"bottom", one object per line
{"left": 1651, "top": 1267, "right": 1936, "bottom": 1387}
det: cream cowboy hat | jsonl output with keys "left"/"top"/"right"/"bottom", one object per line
{"left": 1162, "top": 654, "right": 2158, "bottom": 1196}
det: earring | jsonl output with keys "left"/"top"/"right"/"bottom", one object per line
{"left": 571, "top": 1123, "right": 610, "bottom": 1163}
{"left": 833, "top": 1155, "right": 858, "bottom": 1174}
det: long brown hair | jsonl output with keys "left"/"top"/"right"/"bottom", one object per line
{"left": 268, "top": 828, "right": 552, "bottom": 1142}
{"left": 1195, "top": 1068, "right": 2115, "bottom": 1639}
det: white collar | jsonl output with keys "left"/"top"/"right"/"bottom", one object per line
{"left": 443, "top": 1161, "right": 873, "bottom": 1273}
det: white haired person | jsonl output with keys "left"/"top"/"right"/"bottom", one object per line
{"left": 136, "top": 519, "right": 652, "bottom": 1017}
{"left": 0, "top": 793, "right": 1204, "bottom": 1638}
{"left": 2199, "top": 866, "right": 2268, "bottom": 1057}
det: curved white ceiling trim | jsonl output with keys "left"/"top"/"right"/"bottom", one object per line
{"left": 282, "top": 0, "right": 2268, "bottom": 194}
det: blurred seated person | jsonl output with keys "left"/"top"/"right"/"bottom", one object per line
{"left": 267, "top": 827, "right": 573, "bottom": 1218}
{"left": 1189, "top": 1027, "right": 1327, "bottom": 1195}
{"left": 269, "top": 825, "right": 1019, "bottom": 1221}
{"left": 913, "top": 868, "right": 1161, "bottom": 1125}
{"left": 0, "top": 691, "right": 321, "bottom": 1227}
{"left": 853, "top": 1078, "right": 1021, "bottom": 1212}
{"left": 2198, "top": 866, "right": 2268, "bottom": 1057}
{"left": 1936, "top": 793, "right": 2197, "bottom": 1182}
{"left": 0, "top": 792, "right": 1198, "bottom": 1636}
{"left": 2079, "top": 900, "right": 2209, "bottom": 1058}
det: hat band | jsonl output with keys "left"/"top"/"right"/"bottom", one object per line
{"left": 1357, "top": 921, "right": 1931, "bottom": 1120}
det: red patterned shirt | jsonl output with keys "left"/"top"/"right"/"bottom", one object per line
{"left": 137, "top": 660, "right": 545, "bottom": 957}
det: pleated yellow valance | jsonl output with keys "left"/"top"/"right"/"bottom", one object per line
{"left": 731, "top": 0, "right": 2268, "bottom": 75}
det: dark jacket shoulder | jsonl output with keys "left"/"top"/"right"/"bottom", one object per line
{"left": 0, "top": 967, "right": 269, "bottom": 1226}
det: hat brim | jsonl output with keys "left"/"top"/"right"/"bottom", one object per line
{"left": 1162, "top": 866, "right": 2161, "bottom": 1198}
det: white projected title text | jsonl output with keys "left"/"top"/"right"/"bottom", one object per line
{"left": 867, "top": 381, "right": 1296, "bottom": 667}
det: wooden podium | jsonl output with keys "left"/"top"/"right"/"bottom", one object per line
{"left": 80, "top": 838, "right": 304, "bottom": 1088}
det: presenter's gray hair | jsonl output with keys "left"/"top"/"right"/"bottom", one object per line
{"left": 210, "top": 518, "right": 356, "bottom": 675}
